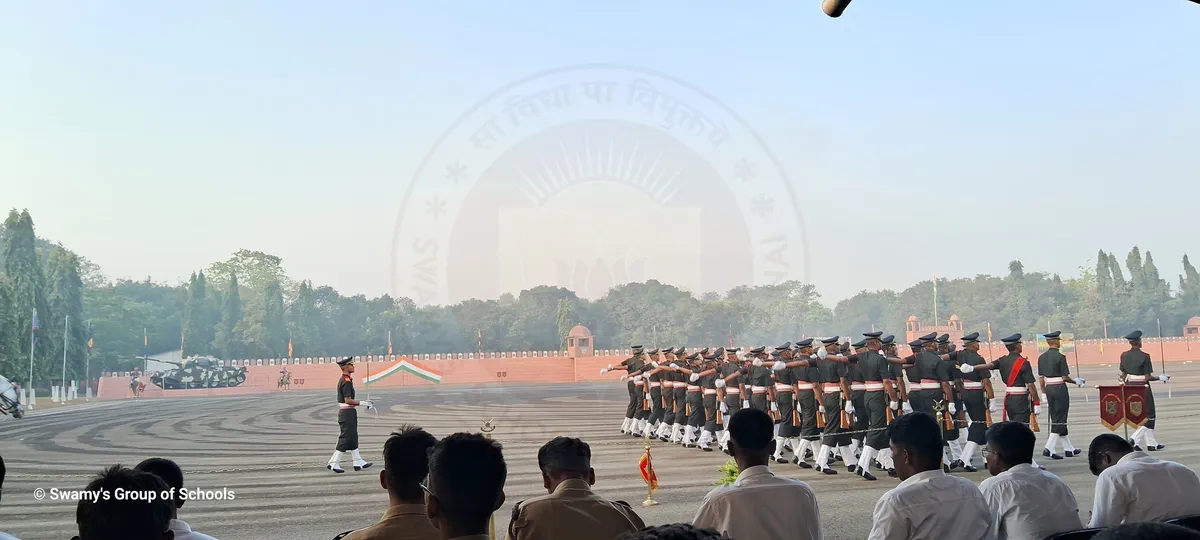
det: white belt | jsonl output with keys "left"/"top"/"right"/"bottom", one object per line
{"left": 1006, "top": 387, "right": 1028, "bottom": 394}
{"left": 775, "top": 384, "right": 794, "bottom": 392}
{"left": 850, "top": 383, "right": 866, "bottom": 391}
{"left": 1127, "top": 374, "right": 1148, "bottom": 382}
{"left": 703, "top": 389, "right": 718, "bottom": 395}
{"left": 796, "top": 383, "right": 815, "bottom": 390}
{"left": 725, "top": 388, "right": 741, "bottom": 394}
{"left": 338, "top": 404, "right": 354, "bottom": 410}
{"left": 963, "top": 381, "right": 984, "bottom": 389}
{"left": 864, "top": 382, "right": 885, "bottom": 391}
{"left": 751, "top": 385, "right": 768, "bottom": 392}
{"left": 1044, "top": 377, "right": 1064, "bottom": 385}
{"left": 649, "top": 382, "right": 661, "bottom": 388}
{"left": 687, "top": 385, "right": 701, "bottom": 392}
{"left": 823, "top": 383, "right": 842, "bottom": 394}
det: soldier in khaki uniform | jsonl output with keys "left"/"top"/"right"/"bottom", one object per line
{"left": 507, "top": 437, "right": 645, "bottom": 540}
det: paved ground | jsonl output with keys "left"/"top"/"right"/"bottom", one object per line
{"left": 4, "top": 364, "right": 1200, "bottom": 540}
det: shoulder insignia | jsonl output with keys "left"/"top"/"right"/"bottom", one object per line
{"left": 343, "top": 375, "right": 352, "bottom": 381}
{"left": 332, "top": 530, "right": 357, "bottom": 540}
{"left": 511, "top": 501, "right": 523, "bottom": 520}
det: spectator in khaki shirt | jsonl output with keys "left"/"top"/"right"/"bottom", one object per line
{"left": 507, "top": 437, "right": 645, "bottom": 540}
{"left": 336, "top": 425, "right": 440, "bottom": 540}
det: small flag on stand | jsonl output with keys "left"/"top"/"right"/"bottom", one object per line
{"left": 639, "top": 446, "right": 659, "bottom": 492}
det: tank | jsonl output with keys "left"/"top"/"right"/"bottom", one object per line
{"left": 150, "top": 356, "right": 248, "bottom": 389}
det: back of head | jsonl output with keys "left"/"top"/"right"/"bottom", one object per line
{"left": 428, "top": 433, "right": 506, "bottom": 530}
{"left": 1088, "top": 433, "right": 1134, "bottom": 475}
{"left": 1, "top": 454, "right": 6, "bottom": 500}
{"left": 77, "top": 465, "right": 174, "bottom": 540}
{"left": 728, "top": 408, "right": 773, "bottom": 453}
{"left": 985, "top": 421, "right": 1035, "bottom": 466}
{"left": 1093, "top": 522, "right": 1200, "bottom": 540}
{"left": 537, "top": 436, "right": 591, "bottom": 477}
{"left": 618, "top": 524, "right": 724, "bottom": 540}
{"left": 384, "top": 424, "right": 438, "bottom": 501}
{"left": 134, "top": 458, "right": 184, "bottom": 509}
{"left": 888, "top": 413, "right": 942, "bottom": 469}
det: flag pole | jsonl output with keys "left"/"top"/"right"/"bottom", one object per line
{"left": 986, "top": 322, "right": 995, "bottom": 360}
{"left": 62, "top": 314, "right": 69, "bottom": 403}
{"left": 85, "top": 321, "right": 92, "bottom": 402}
{"left": 1158, "top": 319, "right": 1169, "bottom": 399}
{"left": 29, "top": 308, "right": 37, "bottom": 409}
{"left": 932, "top": 274, "right": 938, "bottom": 324}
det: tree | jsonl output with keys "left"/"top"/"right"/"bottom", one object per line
{"left": 556, "top": 298, "right": 576, "bottom": 349}
{"left": 215, "top": 274, "right": 243, "bottom": 359}
{"left": 3, "top": 209, "right": 51, "bottom": 384}
{"left": 261, "top": 280, "right": 288, "bottom": 356}
{"left": 181, "top": 271, "right": 213, "bottom": 357}
{"left": 45, "top": 246, "right": 87, "bottom": 382}
{"left": 288, "top": 281, "right": 321, "bottom": 356}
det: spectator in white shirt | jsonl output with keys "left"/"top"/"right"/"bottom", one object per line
{"left": 1087, "top": 433, "right": 1200, "bottom": 528}
{"left": 978, "top": 421, "right": 1082, "bottom": 540}
{"left": 136, "top": 458, "right": 218, "bottom": 540}
{"left": 692, "top": 408, "right": 822, "bottom": 540}
{"left": 868, "top": 412, "right": 994, "bottom": 540}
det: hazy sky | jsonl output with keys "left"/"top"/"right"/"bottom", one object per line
{"left": 2, "top": 2, "right": 1196, "bottom": 306}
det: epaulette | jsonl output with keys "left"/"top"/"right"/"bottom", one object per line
{"left": 511, "top": 501, "right": 523, "bottom": 520}
{"left": 332, "top": 530, "right": 357, "bottom": 540}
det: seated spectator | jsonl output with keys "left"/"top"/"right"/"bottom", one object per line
{"left": 71, "top": 465, "right": 175, "bottom": 540}
{"left": 1087, "top": 433, "right": 1200, "bottom": 527}
{"left": 507, "top": 436, "right": 644, "bottom": 540}
{"left": 1093, "top": 522, "right": 1200, "bottom": 540}
{"left": 335, "top": 425, "right": 439, "bottom": 540}
{"left": 868, "top": 412, "right": 993, "bottom": 540}
{"left": 978, "top": 422, "right": 1082, "bottom": 540}
{"left": 135, "top": 458, "right": 218, "bottom": 540}
{"left": 692, "top": 408, "right": 821, "bottom": 540}
{"left": 618, "top": 524, "right": 724, "bottom": 540}
{"left": 424, "top": 433, "right": 507, "bottom": 540}
{"left": 1, "top": 454, "right": 19, "bottom": 540}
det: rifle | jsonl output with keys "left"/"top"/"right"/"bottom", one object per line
{"left": 1030, "top": 405, "right": 1040, "bottom": 432}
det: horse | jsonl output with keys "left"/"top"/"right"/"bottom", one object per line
{"left": 278, "top": 370, "right": 292, "bottom": 391}
{"left": 1, "top": 375, "right": 25, "bottom": 419}
{"left": 130, "top": 377, "right": 145, "bottom": 398}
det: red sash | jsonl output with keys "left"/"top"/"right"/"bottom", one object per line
{"left": 1002, "top": 356, "right": 1027, "bottom": 421}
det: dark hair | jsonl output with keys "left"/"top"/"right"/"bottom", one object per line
{"left": 537, "top": 437, "right": 591, "bottom": 473}
{"left": 729, "top": 408, "right": 773, "bottom": 452}
{"left": 134, "top": 458, "right": 184, "bottom": 509}
{"left": 985, "top": 421, "right": 1035, "bottom": 465}
{"left": 619, "top": 524, "right": 724, "bottom": 540}
{"left": 1093, "top": 522, "right": 1200, "bottom": 540}
{"left": 888, "top": 413, "right": 942, "bottom": 467}
{"left": 1089, "top": 433, "right": 1134, "bottom": 459}
{"left": 384, "top": 424, "right": 438, "bottom": 500}
{"left": 1, "top": 453, "right": 5, "bottom": 490}
{"left": 1006, "top": 342, "right": 1020, "bottom": 353}
{"left": 76, "top": 465, "right": 174, "bottom": 540}
{"left": 428, "top": 433, "right": 506, "bottom": 530}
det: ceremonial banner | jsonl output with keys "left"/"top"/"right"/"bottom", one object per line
{"left": 1099, "top": 385, "right": 1124, "bottom": 430}
{"left": 1123, "top": 385, "right": 1149, "bottom": 428}
{"left": 639, "top": 450, "right": 658, "bottom": 490}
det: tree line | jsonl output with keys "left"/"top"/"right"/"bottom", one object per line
{"left": 2, "top": 208, "right": 1198, "bottom": 386}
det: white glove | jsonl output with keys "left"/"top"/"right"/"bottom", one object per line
{"left": 1076, "top": 377, "right": 1087, "bottom": 387}
{"left": 715, "top": 378, "right": 726, "bottom": 388}
{"left": 844, "top": 401, "right": 855, "bottom": 414}
{"left": 902, "top": 401, "right": 913, "bottom": 414}
{"left": 649, "top": 361, "right": 659, "bottom": 368}
{"left": 990, "top": 397, "right": 1004, "bottom": 412}
{"left": 772, "top": 361, "right": 787, "bottom": 372}
{"left": 770, "top": 402, "right": 779, "bottom": 412}
{"left": 606, "top": 364, "right": 613, "bottom": 370}
{"left": 1034, "top": 404, "right": 1042, "bottom": 415}
{"left": 600, "top": 368, "right": 609, "bottom": 375}
{"left": 753, "top": 358, "right": 764, "bottom": 367}
{"left": 620, "top": 375, "right": 628, "bottom": 382}
{"left": 736, "top": 351, "right": 746, "bottom": 362}
{"left": 817, "top": 347, "right": 828, "bottom": 360}
{"left": 948, "top": 402, "right": 957, "bottom": 415}
{"left": 670, "top": 363, "right": 680, "bottom": 369}
{"left": 359, "top": 400, "right": 374, "bottom": 409}
{"left": 690, "top": 373, "right": 700, "bottom": 382}
{"left": 890, "top": 401, "right": 899, "bottom": 411}
{"left": 810, "top": 354, "right": 820, "bottom": 360}
{"left": 1160, "top": 374, "right": 1171, "bottom": 383}
{"left": 818, "top": 405, "right": 826, "bottom": 414}
{"left": 743, "top": 399, "right": 751, "bottom": 409}
{"left": 720, "top": 402, "right": 728, "bottom": 413}
{"left": 959, "top": 363, "right": 976, "bottom": 374}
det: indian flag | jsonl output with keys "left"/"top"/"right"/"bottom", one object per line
{"left": 365, "top": 358, "right": 443, "bottom": 384}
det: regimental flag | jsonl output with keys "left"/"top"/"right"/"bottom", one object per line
{"left": 986, "top": 322, "right": 993, "bottom": 342}
{"left": 1098, "top": 385, "right": 1150, "bottom": 430}
{"left": 639, "top": 447, "right": 658, "bottom": 491}
{"left": 1123, "top": 385, "right": 1149, "bottom": 428}
{"left": 387, "top": 330, "right": 393, "bottom": 356}
{"left": 288, "top": 335, "right": 294, "bottom": 358}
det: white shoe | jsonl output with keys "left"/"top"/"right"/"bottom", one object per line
{"left": 328, "top": 450, "right": 345, "bottom": 473}
{"left": 351, "top": 449, "right": 373, "bottom": 471}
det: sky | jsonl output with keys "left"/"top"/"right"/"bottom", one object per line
{"left": 2, "top": 1, "right": 1196, "bottom": 307}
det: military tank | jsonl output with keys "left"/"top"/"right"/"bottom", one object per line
{"left": 150, "top": 356, "right": 248, "bottom": 389}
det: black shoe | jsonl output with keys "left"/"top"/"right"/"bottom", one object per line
{"left": 806, "top": 449, "right": 814, "bottom": 458}
{"left": 1133, "top": 445, "right": 1143, "bottom": 451}
{"left": 1155, "top": 444, "right": 1165, "bottom": 451}
{"left": 859, "top": 469, "right": 877, "bottom": 481}
{"left": 354, "top": 462, "right": 373, "bottom": 471}
{"left": 798, "top": 461, "right": 813, "bottom": 469}
{"left": 874, "top": 460, "right": 884, "bottom": 470}
{"left": 702, "top": 446, "right": 714, "bottom": 452}
{"left": 950, "top": 460, "right": 964, "bottom": 471}
{"left": 775, "top": 457, "right": 787, "bottom": 463}
{"left": 848, "top": 464, "right": 858, "bottom": 473}
{"left": 943, "top": 464, "right": 951, "bottom": 473}
{"left": 1043, "top": 449, "right": 1052, "bottom": 457}
{"left": 964, "top": 465, "right": 978, "bottom": 473}
{"left": 835, "top": 454, "right": 844, "bottom": 462}
{"left": 1050, "top": 453, "right": 1063, "bottom": 460}
{"left": 1038, "top": 465, "right": 1047, "bottom": 471}
{"left": 887, "top": 468, "right": 898, "bottom": 478}
{"left": 1147, "top": 445, "right": 1159, "bottom": 451}
{"left": 1064, "top": 451, "right": 1077, "bottom": 458}
{"left": 1072, "top": 448, "right": 1083, "bottom": 456}
{"left": 820, "top": 466, "right": 838, "bottom": 475}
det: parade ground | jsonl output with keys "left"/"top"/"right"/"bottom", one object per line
{"left": 5, "top": 363, "right": 1200, "bottom": 540}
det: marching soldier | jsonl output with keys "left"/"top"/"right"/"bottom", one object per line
{"left": 1039, "top": 330, "right": 1087, "bottom": 459}
{"left": 849, "top": 332, "right": 899, "bottom": 481}
{"left": 812, "top": 336, "right": 854, "bottom": 474}
{"left": 847, "top": 339, "right": 870, "bottom": 462}
{"left": 673, "top": 351, "right": 709, "bottom": 447}
{"left": 745, "top": 346, "right": 778, "bottom": 421}
{"left": 328, "top": 357, "right": 374, "bottom": 474}
{"left": 716, "top": 347, "right": 746, "bottom": 451}
{"left": 668, "top": 347, "right": 691, "bottom": 444}
{"left": 767, "top": 343, "right": 799, "bottom": 463}
{"left": 933, "top": 334, "right": 964, "bottom": 470}
{"left": 951, "top": 332, "right": 993, "bottom": 472}
{"left": 961, "top": 333, "right": 1044, "bottom": 469}
{"left": 600, "top": 346, "right": 649, "bottom": 436}
{"left": 785, "top": 339, "right": 823, "bottom": 468}
{"left": 644, "top": 348, "right": 669, "bottom": 439}
{"left": 1120, "top": 330, "right": 1170, "bottom": 451}
{"left": 903, "top": 339, "right": 925, "bottom": 415}
{"left": 697, "top": 348, "right": 725, "bottom": 452}
{"left": 653, "top": 347, "right": 680, "bottom": 440}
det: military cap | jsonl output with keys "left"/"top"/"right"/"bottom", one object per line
{"left": 699, "top": 347, "right": 711, "bottom": 355}
{"left": 881, "top": 335, "right": 895, "bottom": 345}
{"left": 961, "top": 332, "right": 980, "bottom": 343}
{"left": 674, "top": 347, "right": 687, "bottom": 355}
{"left": 686, "top": 352, "right": 701, "bottom": 360}
{"left": 795, "top": 338, "right": 815, "bottom": 348}
{"left": 1000, "top": 333, "right": 1023, "bottom": 344}
{"left": 712, "top": 347, "right": 726, "bottom": 357}
{"left": 936, "top": 334, "right": 950, "bottom": 344}
{"left": 1125, "top": 330, "right": 1143, "bottom": 341}
{"left": 647, "top": 348, "right": 659, "bottom": 355}
{"left": 775, "top": 342, "right": 792, "bottom": 351}
{"left": 770, "top": 349, "right": 786, "bottom": 358}
{"left": 820, "top": 336, "right": 840, "bottom": 345}
{"left": 727, "top": 347, "right": 742, "bottom": 353}
{"left": 851, "top": 339, "right": 867, "bottom": 348}
{"left": 863, "top": 331, "right": 884, "bottom": 339}
{"left": 1044, "top": 331, "right": 1062, "bottom": 339}
{"left": 907, "top": 339, "right": 924, "bottom": 348}
{"left": 336, "top": 356, "right": 355, "bottom": 366}
{"left": 919, "top": 332, "right": 938, "bottom": 341}
{"left": 749, "top": 346, "right": 767, "bottom": 355}
{"left": 631, "top": 345, "right": 643, "bottom": 350}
